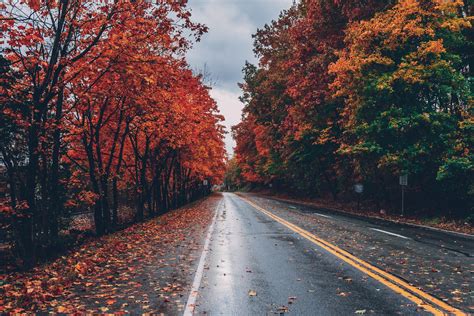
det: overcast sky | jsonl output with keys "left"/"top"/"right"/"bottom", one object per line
{"left": 186, "top": 0, "right": 293, "bottom": 156}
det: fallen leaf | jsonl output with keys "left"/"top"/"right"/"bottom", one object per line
{"left": 277, "top": 305, "right": 289, "bottom": 313}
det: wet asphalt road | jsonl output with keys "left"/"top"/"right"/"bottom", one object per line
{"left": 244, "top": 193, "right": 473, "bottom": 311}
{"left": 254, "top": 194, "right": 474, "bottom": 258}
{"left": 193, "top": 193, "right": 450, "bottom": 315}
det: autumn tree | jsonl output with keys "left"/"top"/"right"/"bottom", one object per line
{"left": 233, "top": 0, "right": 472, "bottom": 217}
{"left": 0, "top": 0, "right": 225, "bottom": 267}
{"left": 1, "top": 0, "right": 128, "bottom": 265}
{"left": 223, "top": 157, "right": 244, "bottom": 191}
{"left": 330, "top": 0, "right": 473, "bottom": 213}
{"left": 235, "top": 7, "right": 299, "bottom": 188}
{"left": 234, "top": 1, "right": 391, "bottom": 197}
{"left": 281, "top": 0, "right": 394, "bottom": 198}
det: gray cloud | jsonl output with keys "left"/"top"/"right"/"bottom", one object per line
{"left": 186, "top": 0, "right": 293, "bottom": 155}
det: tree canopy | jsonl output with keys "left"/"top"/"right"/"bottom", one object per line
{"left": 0, "top": 0, "right": 226, "bottom": 267}
{"left": 232, "top": 0, "right": 473, "bottom": 218}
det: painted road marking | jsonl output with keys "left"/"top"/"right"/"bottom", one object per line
{"left": 370, "top": 228, "right": 410, "bottom": 240}
{"left": 237, "top": 194, "right": 465, "bottom": 316}
{"left": 183, "top": 199, "right": 222, "bottom": 316}
{"left": 283, "top": 202, "right": 332, "bottom": 219}
{"left": 313, "top": 213, "right": 332, "bottom": 219}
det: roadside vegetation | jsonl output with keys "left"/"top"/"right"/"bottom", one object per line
{"left": 228, "top": 0, "right": 473, "bottom": 222}
{"left": 0, "top": 1, "right": 225, "bottom": 270}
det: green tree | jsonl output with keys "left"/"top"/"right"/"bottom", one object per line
{"left": 330, "top": 0, "right": 473, "bottom": 214}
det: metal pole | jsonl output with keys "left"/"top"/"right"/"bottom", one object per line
{"left": 401, "top": 186, "right": 405, "bottom": 217}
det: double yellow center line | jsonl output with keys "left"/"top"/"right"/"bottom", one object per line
{"left": 237, "top": 195, "right": 465, "bottom": 316}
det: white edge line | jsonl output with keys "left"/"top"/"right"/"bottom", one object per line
{"left": 264, "top": 196, "right": 473, "bottom": 239}
{"left": 183, "top": 199, "right": 222, "bottom": 316}
{"left": 313, "top": 213, "right": 332, "bottom": 219}
{"left": 403, "top": 222, "right": 474, "bottom": 238}
{"left": 370, "top": 228, "right": 410, "bottom": 240}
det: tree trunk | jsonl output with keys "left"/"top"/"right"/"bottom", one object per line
{"left": 83, "top": 134, "right": 104, "bottom": 235}
{"left": 112, "top": 178, "right": 119, "bottom": 226}
{"left": 100, "top": 175, "right": 111, "bottom": 232}
{"left": 12, "top": 217, "right": 35, "bottom": 269}
{"left": 111, "top": 121, "right": 130, "bottom": 227}
{"left": 23, "top": 113, "right": 41, "bottom": 266}
{"left": 49, "top": 86, "right": 64, "bottom": 245}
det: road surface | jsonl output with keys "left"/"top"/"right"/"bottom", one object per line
{"left": 189, "top": 193, "right": 472, "bottom": 315}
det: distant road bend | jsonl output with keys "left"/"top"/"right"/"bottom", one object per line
{"left": 185, "top": 193, "right": 473, "bottom": 315}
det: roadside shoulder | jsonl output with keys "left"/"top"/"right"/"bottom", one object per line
{"left": 1, "top": 193, "right": 222, "bottom": 314}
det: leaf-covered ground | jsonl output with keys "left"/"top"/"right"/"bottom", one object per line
{"left": 0, "top": 194, "right": 221, "bottom": 314}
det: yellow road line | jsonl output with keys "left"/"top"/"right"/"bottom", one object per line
{"left": 237, "top": 194, "right": 466, "bottom": 316}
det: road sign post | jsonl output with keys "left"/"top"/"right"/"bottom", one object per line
{"left": 399, "top": 175, "right": 408, "bottom": 216}
{"left": 354, "top": 184, "right": 364, "bottom": 211}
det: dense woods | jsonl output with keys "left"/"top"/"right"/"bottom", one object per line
{"left": 230, "top": 0, "right": 473, "bottom": 219}
{"left": 0, "top": 0, "right": 225, "bottom": 268}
